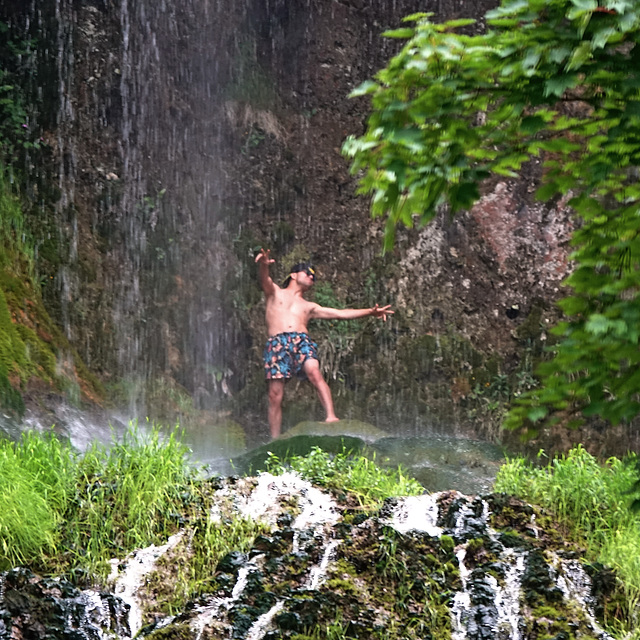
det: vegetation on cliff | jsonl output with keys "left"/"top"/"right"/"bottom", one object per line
{"left": 0, "top": 20, "right": 103, "bottom": 414}
{"left": 495, "top": 445, "right": 640, "bottom": 631}
{"left": 0, "top": 174, "right": 103, "bottom": 414}
{"left": 343, "top": 0, "right": 640, "bottom": 435}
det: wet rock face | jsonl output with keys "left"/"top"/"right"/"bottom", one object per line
{"left": 3, "top": 0, "right": 589, "bottom": 445}
{"left": 145, "top": 480, "right": 621, "bottom": 639}
{"left": 0, "top": 478, "right": 621, "bottom": 640}
{"left": 0, "top": 567, "right": 129, "bottom": 639}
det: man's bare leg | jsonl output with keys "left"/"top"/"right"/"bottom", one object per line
{"left": 303, "top": 359, "right": 339, "bottom": 423}
{"left": 267, "top": 379, "right": 285, "bottom": 439}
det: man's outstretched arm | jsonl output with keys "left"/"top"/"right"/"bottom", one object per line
{"left": 310, "top": 303, "right": 394, "bottom": 322}
{"left": 255, "top": 248, "right": 277, "bottom": 296}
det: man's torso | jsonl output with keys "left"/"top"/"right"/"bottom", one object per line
{"left": 264, "top": 287, "right": 314, "bottom": 336}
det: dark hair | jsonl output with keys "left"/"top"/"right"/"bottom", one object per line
{"left": 283, "top": 262, "right": 315, "bottom": 287}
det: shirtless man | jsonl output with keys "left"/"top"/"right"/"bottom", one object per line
{"left": 255, "top": 248, "right": 394, "bottom": 438}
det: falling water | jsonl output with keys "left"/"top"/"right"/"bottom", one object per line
{"left": 190, "top": 556, "right": 266, "bottom": 640}
{"left": 189, "top": 471, "right": 340, "bottom": 638}
{"left": 382, "top": 493, "right": 442, "bottom": 536}
{"left": 3, "top": 0, "right": 470, "bottom": 428}
{"left": 108, "top": 531, "right": 184, "bottom": 638}
{"left": 555, "top": 558, "right": 614, "bottom": 640}
{"left": 0, "top": 480, "right": 620, "bottom": 639}
{"left": 384, "top": 493, "right": 614, "bottom": 640}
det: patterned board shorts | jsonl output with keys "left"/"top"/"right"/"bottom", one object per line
{"left": 263, "top": 332, "right": 319, "bottom": 380}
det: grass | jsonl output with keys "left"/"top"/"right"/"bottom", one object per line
{"left": 494, "top": 445, "right": 640, "bottom": 633}
{"left": 0, "top": 423, "right": 195, "bottom": 579}
{"left": 0, "top": 431, "right": 76, "bottom": 568}
{"left": 149, "top": 514, "right": 269, "bottom": 616}
{"left": 266, "top": 445, "right": 424, "bottom": 509}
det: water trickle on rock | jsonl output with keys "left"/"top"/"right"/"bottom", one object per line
{"left": 0, "top": 567, "right": 130, "bottom": 640}
{"left": 383, "top": 492, "right": 615, "bottom": 640}
{"left": 108, "top": 531, "right": 185, "bottom": 637}
{"left": 382, "top": 493, "right": 442, "bottom": 536}
{"left": 0, "top": 482, "right": 621, "bottom": 640}
{"left": 188, "top": 472, "right": 341, "bottom": 639}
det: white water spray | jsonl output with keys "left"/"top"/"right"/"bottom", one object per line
{"left": 109, "top": 531, "right": 184, "bottom": 638}
{"left": 384, "top": 493, "right": 442, "bottom": 536}
{"left": 191, "top": 472, "right": 341, "bottom": 639}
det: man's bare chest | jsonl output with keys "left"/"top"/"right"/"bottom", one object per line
{"left": 269, "top": 294, "right": 311, "bottom": 318}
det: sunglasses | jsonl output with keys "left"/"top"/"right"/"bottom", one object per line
{"left": 305, "top": 268, "right": 316, "bottom": 281}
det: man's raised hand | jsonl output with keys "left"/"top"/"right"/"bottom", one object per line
{"left": 371, "top": 304, "right": 394, "bottom": 322}
{"left": 255, "top": 248, "right": 275, "bottom": 265}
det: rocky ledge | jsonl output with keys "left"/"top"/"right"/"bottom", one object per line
{"left": 0, "top": 473, "right": 622, "bottom": 640}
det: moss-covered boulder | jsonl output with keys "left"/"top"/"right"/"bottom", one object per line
{"left": 284, "top": 419, "right": 388, "bottom": 442}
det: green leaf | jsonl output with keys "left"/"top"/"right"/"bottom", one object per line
{"left": 343, "top": 0, "right": 640, "bottom": 433}
{"left": 442, "top": 18, "right": 476, "bottom": 29}
{"left": 520, "top": 115, "right": 548, "bottom": 134}
{"left": 535, "top": 181, "right": 560, "bottom": 201}
{"left": 389, "top": 128, "right": 425, "bottom": 152}
{"left": 591, "top": 26, "right": 617, "bottom": 50}
{"left": 382, "top": 28, "right": 415, "bottom": 39}
{"left": 449, "top": 181, "right": 480, "bottom": 212}
{"left": 527, "top": 407, "right": 548, "bottom": 422}
{"left": 544, "top": 74, "right": 580, "bottom": 98}
{"left": 585, "top": 314, "right": 612, "bottom": 335}
{"left": 349, "top": 81, "right": 380, "bottom": 98}
{"left": 566, "top": 42, "right": 592, "bottom": 70}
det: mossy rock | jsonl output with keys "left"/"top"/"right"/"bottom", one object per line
{"left": 231, "top": 434, "right": 368, "bottom": 476}
{"left": 283, "top": 419, "right": 387, "bottom": 442}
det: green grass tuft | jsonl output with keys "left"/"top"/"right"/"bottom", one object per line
{"left": 0, "top": 423, "right": 196, "bottom": 580}
{"left": 0, "top": 431, "right": 76, "bottom": 569}
{"left": 266, "top": 446, "right": 424, "bottom": 509}
{"left": 494, "top": 445, "right": 640, "bottom": 633}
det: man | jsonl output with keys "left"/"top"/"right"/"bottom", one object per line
{"left": 255, "top": 248, "right": 393, "bottom": 438}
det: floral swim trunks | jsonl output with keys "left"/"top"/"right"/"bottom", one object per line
{"left": 263, "top": 332, "right": 319, "bottom": 380}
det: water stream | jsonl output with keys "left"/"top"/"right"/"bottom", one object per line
{"left": 0, "top": 474, "right": 617, "bottom": 640}
{"left": 108, "top": 531, "right": 185, "bottom": 637}
{"left": 384, "top": 493, "right": 614, "bottom": 640}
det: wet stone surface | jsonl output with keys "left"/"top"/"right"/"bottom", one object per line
{"left": 0, "top": 478, "right": 623, "bottom": 640}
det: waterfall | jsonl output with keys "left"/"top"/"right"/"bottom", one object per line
{"left": 384, "top": 492, "right": 615, "bottom": 640}
{"left": 108, "top": 531, "right": 185, "bottom": 637}
{"left": 0, "top": 482, "right": 620, "bottom": 640}
{"left": 187, "top": 471, "right": 341, "bottom": 639}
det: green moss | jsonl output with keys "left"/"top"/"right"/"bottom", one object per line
{"left": 515, "top": 302, "right": 544, "bottom": 342}
{"left": 0, "top": 371, "right": 23, "bottom": 415}
{"left": 15, "top": 325, "right": 57, "bottom": 381}
{"left": 325, "top": 577, "right": 362, "bottom": 597}
{"left": 224, "top": 37, "right": 279, "bottom": 109}
{"left": 440, "top": 535, "right": 455, "bottom": 554}
{"left": 0, "top": 266, "right": 103, "bottom": 406}
{"left": 282, "top": 245, "right": 312, "bottom": 276}
{"left": 271, "top": 220, "right": 295, "bottom": 252}
{"left": 0, "top": 287, "right": 28, "bottom": 379}
{"left": 144, "top": 623, "right": 194, "bottom": 640}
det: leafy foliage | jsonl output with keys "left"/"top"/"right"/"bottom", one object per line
{"left": 342, "top": 0, "right": 640, "bottom": 431}
{"left": 0, "top": 22, "right": 41, "bottom": 160}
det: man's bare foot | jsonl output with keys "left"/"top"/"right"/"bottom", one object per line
{"left": 324, "top": 417, "right": 340, "bottom": 423}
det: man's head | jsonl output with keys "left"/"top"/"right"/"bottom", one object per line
{"left": 283, "top": 262, "right": 316, "bottom": 288}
